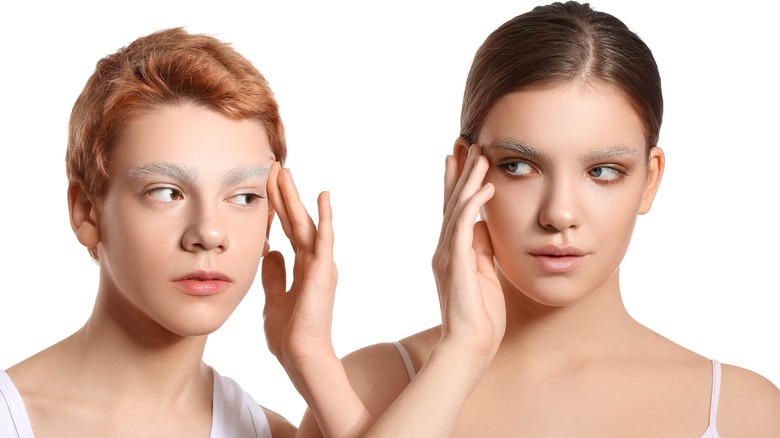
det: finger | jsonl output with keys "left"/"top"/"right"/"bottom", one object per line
{"left": 450, "top": 181, "right": 494, "bottom": 257}
{"left": 443, "top": 145, "right": 479, "bottom": 222}
{"left": 472, "top": 219, "right": 496, "bottom": 270}
{"left": 315, "top": 191, "right": 334, "bottom": 260}
{"left": 438, "top": 147, "right": 479, "bottom": 248}
{"left": 268, "top": 162, "right": 295, "bottom": 247}
{"left": 443, "top": 155, "right": 457, "bottom": 216}
{"left": 440, "top": 154, "right": 491, "bottom": 252}
{"left": 261, "top": 250, "right": 287, "bottom": 317}
{"left": 278, "top": 168, "right": 317, "bottom": 253}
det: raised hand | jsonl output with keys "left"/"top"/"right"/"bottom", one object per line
{"left": 432, "top": 144, "right": 506, "bottom": 361}
{"left": 262, "top": 162, "right": 338, "bottom": 371}
{"left": 261, "top": 164, "right": 372, "bottom": 437}
{"left": 359, "top": 146, "right": 507, "bottom": 437}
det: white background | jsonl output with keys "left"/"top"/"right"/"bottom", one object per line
{"left": 1, "top": 0, "right": 778, "bottom": 426}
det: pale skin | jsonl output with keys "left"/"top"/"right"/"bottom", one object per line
{"left": 289, "top": 82, "right": 780, "bottom": 437}
{"left": 6, "top": 103, "right": 304, "bottom": 437}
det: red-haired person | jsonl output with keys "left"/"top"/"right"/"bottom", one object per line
{"left": 0, "top": 27, "right": 336, "bottom": 437}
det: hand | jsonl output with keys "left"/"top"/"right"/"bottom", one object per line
{"left": 432, "top": 145, "right": 506, "bottom": 361}
{"left": 262, "top": 163, "right": 338, "bottom": 373}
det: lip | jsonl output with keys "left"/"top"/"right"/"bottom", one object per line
{"left": 529, "top": 245, "right": 587, "bottom": 273}
{"left": 172, "top": 270, "right": 232, "bottom": 296}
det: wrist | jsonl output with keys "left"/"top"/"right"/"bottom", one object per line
{"left": 432, "top": 336, "right": 496, "bottom": 375}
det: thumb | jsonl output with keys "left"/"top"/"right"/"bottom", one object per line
{"left": 261, "top": 250, "right": 287, "bottom": 309}
{"left": 473, "top": 221, "right": 495, "bottom": 266}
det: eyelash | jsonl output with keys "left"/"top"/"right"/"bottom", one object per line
{"left": 497, "top": 160, "right": 535, "bottom": 177}
{"left": 229, "top": 193, "right": 265, "bottom": 206}
{"left": 146, "top": 186, "right": 183, "bottom": 203}
{"left": 588, "top": 166, "right": 628, "bottom": 186}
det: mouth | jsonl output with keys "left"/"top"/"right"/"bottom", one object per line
{"left": 529, "top": 245, "right": 587, "bottom": 273}
{"left": 172, "top": 271, "right": 232, "bottom": 296}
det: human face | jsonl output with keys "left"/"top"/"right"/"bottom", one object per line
{"left": 93, "top": 103, "right": 275, "bottom": 336}
{"left": 474, "top": 83, "right": 663, "bottom": 307}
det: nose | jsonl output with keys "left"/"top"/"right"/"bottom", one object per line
{"left": 181, "top": 202, "right": 230, "bottom": 253}
{"left": 538, "top": 177, "right": 581, "bottom": 232}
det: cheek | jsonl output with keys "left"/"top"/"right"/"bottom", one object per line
{"left": 587, "top": 183, "right": 644, "bottom": 229}
{"left": 481, "top": 185, "right": 536, "bottom": 254}
{"left": 227, "top": 213, "right": 267, "bottom": 260}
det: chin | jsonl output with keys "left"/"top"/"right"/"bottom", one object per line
{"left": 169, "top": 319, "right": 229, "bottom": 337}
{"left": 160, "top": 307, "right": 234, "bottom": 338}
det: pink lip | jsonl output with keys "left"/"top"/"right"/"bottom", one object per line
{"left": 529, "top": 245, "right": 587, "bottom": 273}
{"left": 172, "top": 271, "right": 232, "bottom": 296}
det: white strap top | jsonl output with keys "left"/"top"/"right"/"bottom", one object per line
{"left": 0, "top": 368, "right": 271, "bottom": 438}
{"left": 0, "top": 371, "right": 33, "bottom": 438}
{"left": 391, "top": 341, "right": 721, "bottom": 437}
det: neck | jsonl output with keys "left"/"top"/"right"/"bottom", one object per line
{"left": 498, "top": 269, "right": 643, "bottom": 368}
{"left": 60, "top": 287, "right": 212, "bottom": 405}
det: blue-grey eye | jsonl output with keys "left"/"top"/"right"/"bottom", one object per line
{"left": 588, "top": 167, "right": 621, "bottom": 181}
{"left": 503, "top": 161, "right": 532, "bottom": 176}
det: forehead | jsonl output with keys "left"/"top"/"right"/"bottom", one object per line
{"left": 111, "top": 103, "right": 275, "bottom": 173}
{"left": 479, "top": 83, "right": 646, "bottom": 156}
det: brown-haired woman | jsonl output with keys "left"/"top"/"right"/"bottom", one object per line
{"left": 288, "top": 2, "right": 780, "bottom": 436}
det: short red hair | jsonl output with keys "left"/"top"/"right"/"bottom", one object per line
{"left": 66, "top": 27, "right": 285, "bottom": 260}
{"left": 66, "top": 27, "right": 286, "bottom": 199}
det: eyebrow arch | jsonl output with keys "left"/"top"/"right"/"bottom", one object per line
{"left": 488, "top": 139, "right": 550, "bottom": 161}
{"left": 222, "top": 165, "right": 271, "bottom": 189}
{"left": 125, "top": 162, "right": 197, "bottom": 185}
{"left": 579, "top": 146, "right": 640, "bottom": 163}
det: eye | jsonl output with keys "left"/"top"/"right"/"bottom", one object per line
{"left": 228, "top": 193, "right": 263, "bottom": 206}
{"left": 499, "top": 160, "right": 533, "bottom": 176}
{"left": 147, "top": 187, "right": 183, "bottom": 202}
{"left": 588, "top": 166, "right": 623, "bottom": 182}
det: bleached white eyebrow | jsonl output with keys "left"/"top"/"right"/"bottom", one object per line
{"left": 488, "top": 139, "right": 550, "bottom": 161}
{"left": 125, "top": 163, "right": 270, "bottom": 188}
{"left": 126, "top": 163, "right": 197, "bottom": 185}
{"left": 221, "top": 165, "right": 270, "bottom": 189}
{"left": 579, "top": 146, "right": 639, "bottom": 163}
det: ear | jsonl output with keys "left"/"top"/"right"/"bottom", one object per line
{"left": 453, "top": 137, "right": 471, "bottom": 177}
{"left": 68, "top": 183, "right": 101, "bottom": 249}
{"left": 263, "top": 207, "right": 276, "bottom": 256}
{"left": 639, "top": 146, "right": 665, "bottom": 215}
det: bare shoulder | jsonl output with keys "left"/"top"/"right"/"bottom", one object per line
{"left": 718, "top": 363, "right": 780, "bottom": 436}
{"left": 340, "top": 326, "right": 441, "bottom": 417}
{"left": 262, "top": 406, "right": 297, "bottom": 438}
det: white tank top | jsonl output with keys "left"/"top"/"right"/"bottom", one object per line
{"left": 0, "top": 367, "right": 272, "bottom": 438}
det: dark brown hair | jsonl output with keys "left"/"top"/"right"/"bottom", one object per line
{"left": 461, "top": 1, "right": 662, "bottom": 150}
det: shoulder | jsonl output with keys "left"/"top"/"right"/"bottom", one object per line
{"left": 340, "top": 326, "right": 441, "bottom": 416}
{"left": 0, "top": 370, "right": 33, "bottom": 437}
{"left": 717, "top": 363, "right": 780, "bottom": 436}
{"left": 212, "top": 369, "right": 295, "bottom": 438}
{"left": 262, "top": 407, "right": 297, "bottom": 438}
